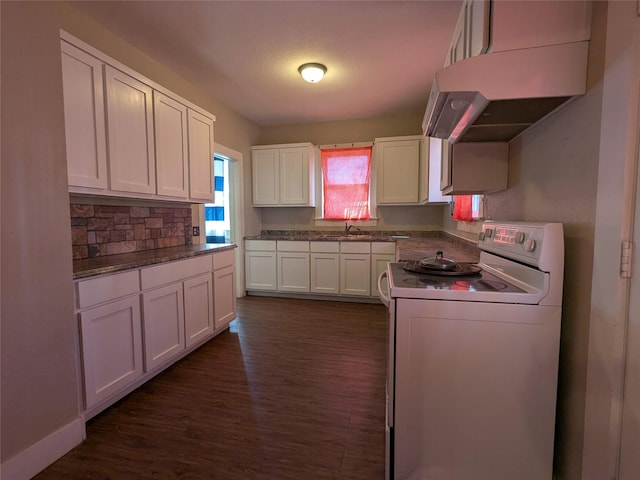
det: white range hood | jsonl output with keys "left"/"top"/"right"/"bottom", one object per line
{"left": 422, "top": 41, "right": 590, "bottom": 143}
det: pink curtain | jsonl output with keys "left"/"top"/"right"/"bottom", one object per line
{"left": 453, "top": 195, "right": 473, "bottom": 221}
{"left": 321, "top": 147, "right": 372, "bottom": 220}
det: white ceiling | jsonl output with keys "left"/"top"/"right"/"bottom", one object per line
{"left": 68, "top": 0, "right": 463, "bottom": 127}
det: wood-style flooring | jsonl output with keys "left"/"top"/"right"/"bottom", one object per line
{"left": 36, "top": 296, "right": 388, "bottom": 480}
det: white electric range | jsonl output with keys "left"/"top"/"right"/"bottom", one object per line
{"left": 379, "top": 221, "right": 564, "bottom": 480}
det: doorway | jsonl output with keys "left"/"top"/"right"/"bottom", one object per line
{"left": 192, "top": 143, "right": 245, "bottom": 297}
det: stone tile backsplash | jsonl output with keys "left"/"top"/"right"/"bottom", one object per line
{"left": 70, "top": 204, "right": 192, "bottom": 260}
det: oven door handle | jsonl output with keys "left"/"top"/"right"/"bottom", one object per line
{"left": 378, "top": 271, "right": 390, "bottom": 308}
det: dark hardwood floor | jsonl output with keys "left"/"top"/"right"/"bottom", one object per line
{"left": 36, "top": 296, "right": 388, "bottom": 480}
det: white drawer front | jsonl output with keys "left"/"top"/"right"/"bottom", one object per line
{"left": 372, "top": 242, "right": 396, "bottom": 255}
{"left": 340, "top": 242, "right": 371, "bottom": 254}
{"left": 277, "top": 240, "right": 310, "bottom": 252}
{"left": 310, "top": 241, "right": 340, "bottom": 253}
{"left": 141, "top": 255, "right": 212, "bottom": 290}
{"left": 245, "top": 240, "right": 276, "bottom": 251}
{"left": 213, "top": 248, "right": 236, "bottom": 270}
{"left": 77, "top": 270, "right": 140, "bottom": 309}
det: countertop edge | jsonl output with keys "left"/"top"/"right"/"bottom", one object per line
{"left": 73, "top": 244, "right": 236, "bottom": 280}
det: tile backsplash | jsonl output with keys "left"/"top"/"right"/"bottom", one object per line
{"left": 70, "top": 204, "right": 192, "bottom": 260}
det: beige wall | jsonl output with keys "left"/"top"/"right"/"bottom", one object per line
{"left": 442, "top": 3, "right": 608, "bottom": 479}
{"left": 1, "top": 1, "right": 81, "bottom": 463}
{"left": 257, "top": 111, "right": 447, "bottom": 232}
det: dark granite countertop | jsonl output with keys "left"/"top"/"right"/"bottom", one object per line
{"left": 73, "top": 243, "right": 236, "bottom": 280}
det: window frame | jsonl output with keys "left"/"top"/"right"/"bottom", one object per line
{"left": 313, "top": 143, "right": 378, "bottom": 227}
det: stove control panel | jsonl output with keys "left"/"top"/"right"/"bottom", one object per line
{"left": 478, "top": 221, "right": 563, "bottom": 271}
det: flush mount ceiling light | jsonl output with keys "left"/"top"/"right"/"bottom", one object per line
{"left": 298, "top": 63, "right": 327, "bottom": 83}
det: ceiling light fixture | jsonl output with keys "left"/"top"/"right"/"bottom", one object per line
{"left": 298, "top": 63, "right": 327, "bottom": 83}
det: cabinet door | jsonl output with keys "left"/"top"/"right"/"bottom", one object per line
{"left": 440, "top": 139, "right": 453, "bottom": 191}
{"left": 184, "top": 273, "right": 214, "bottom": 347}
{"left": 188, "top": 109, "right": 215, "bottom": 202}
{"left": 371, "top": 254, "right": 395, "bottom": 298}
{"left": 80, "top": 296, "right": 143, "bottom": 409}
{"left": 467, "top": 0, "right": 491, "bottom": 57}
{"left": 105, "top": 65, "right": 156, "bottom": 195}
{"left": 252, "top": 148, "right": 280, "bottom": 205}
{"left": 310, "top": 253, "right": 340, "bottom": 294}
{"left": 214, "top": 265, "right": 237, "bottom": 329}
{"left": 61, "top": 42, "right": 108, "bottom": 190}
{"left": 279, "top": 147, "right": 310, "bottom": 205}
{"left": 142, "top": 283, "right": 185, "bottom": 371}
{"left": 277, "top": 252, "right": 310, "bottom": 292}
{"left": 154, "top": 91, "right": 189, "bottom": 199}
{"left": 376, "top": 140, "right": 421, "bottom": 204}
{"left": 245, "top": 251, "right": 277, "bottom": 290}
{"left": 340, "top": 254, "right": 371, "bottom": 296}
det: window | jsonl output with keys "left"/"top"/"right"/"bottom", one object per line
{"left": 453, "top": 194, "right": 483, "bottom": 221}
{"left": 204, "top": 156, "right": 230, "bottom": 243}
{"left": 320, "top": 146, "right": 372, "bottom": 221}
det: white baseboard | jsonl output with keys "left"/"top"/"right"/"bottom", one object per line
{"left": 0, "top": 417, "right": 85, "bottom": 480}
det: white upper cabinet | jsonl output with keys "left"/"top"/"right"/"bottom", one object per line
{"left": 440, "top": 141, "right": 508, "bottom": 195}
{"left": 60, "top": 32, "right": 216, "bottom": 203}
{"left": 251, "top": 143, "right": 315, "bottom": 206}
{"left": 375, "top": 135, "right": 449, "bottom": 205}
{"left": 187, "top": 109, "right": 215, "bottom": 202}
{"left": 61, "top": 41, "right": 108, "bottom": 190}
{"left": 105, "top": 65, "right": 156, "bottom": 195}
{"left": 153, "top": 91, "right": 189, "bottom": 199}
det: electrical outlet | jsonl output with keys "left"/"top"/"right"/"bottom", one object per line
{"left": 192, "top": 226, "right": 200, "bottom": 236}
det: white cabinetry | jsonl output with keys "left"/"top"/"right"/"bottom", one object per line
{"left": 105, "top": 65, "right": 156, "bottom": 195}
{"left": 245, "top": 240, "right": 277, "bottom": 290}
{"left": 310, "top": 242, "right": 340, "bottom": 295}
{"left": 446, "top": 0, "right": 490, "bottom": 66}
{"left": 371, "top": 242, "right": 396, "bottom": 298}
{"left": 375, "top": 136, "right": 449, "bottom": 205}
{"left": 213, "top": 249, "right": 237, "bottom": 329}
{"left": 142, "top": 282, "right": 185, "bottom": 371}
{"left": 340, "top": 242, "right": 372, "bottom": 296}
{"left": 251, "top": 143, "right": 315, "bottom": 206}
{"left": 183, "top": 273, "right": 214, "bottom": 346}
{"left": 61, "top": 42, "right": 108, "bottom": 190}
{"left": 441, "top": 141, "right": 508, "bottom": 195}
{"left": 153, "top": 91, "right": 189, "bottom": 199}
{"left": 187, "top": 109, "right": 215, "bottom": 202}
{"left": 60, "top": 33, "right": 216, "bottom": 203}
{"left": 277, "top": 241, "right": 310, "bottom": 292}
{"left": 76, "top": 270, "right": 143, "bottom": 409}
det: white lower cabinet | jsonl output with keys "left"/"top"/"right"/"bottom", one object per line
{"left": 184, "top": 273, "right": 214, "bottom": 347}
{"left": 245, "top": 240, "right": 277, "bottom": 290}
{"left": 277, "top": 241, "right": 310, "bottom": 292}
{"left": 371, "top": 242, "right": 397, "bottom": 298}
{"left": 310, "top": 242, "right": 340, "bottom": 294}
{"left": 76, "top": 249, "right": 236, "bottom": 418}
{"left": 340, "top": 242, "right": 372, "bottom": 296}
{"left": 142, "top": 282, "right": 185, "bottom": 371}
{"left": 80, "top": 295, "right": 143, "bottom": 409}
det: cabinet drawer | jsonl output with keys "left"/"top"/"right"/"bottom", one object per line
{"left": 141, "top": 255, "right": 212, "bottom": 290}
{"left": 340, "top": 242, "right": 371, "bottom": 254}
{"left": 213, "top": 248, "right": 235, "bottom": 270}
{"left": 245, "top": 240, "right": 276, "bottom": 251}
{"left": 277, "top": 240, "right": 310, "bottom": 252}
{"left": 77, "top": 270, "right": 140, "bottom": 309}
{"left": 310, "top": 241, "right": 340, "bottom": 253}
{"left": 372, "top": 242, "right": 396, "bottom": 255}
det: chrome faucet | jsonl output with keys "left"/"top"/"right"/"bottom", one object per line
{"left": 345, "top": 223, "right": 354, "bottom": 234}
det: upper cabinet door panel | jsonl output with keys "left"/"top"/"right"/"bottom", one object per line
{"left": 154, "top": 91, "right": 189, "bottom": 199}
{"left": 376, "top": 140, "right": 421, "bottom": 204}
{"left": 252, "top": 148, "right": 280, "bottom": 205}
{"left": 279, "top": 147, "right": 309, "bottom": 205}
{"left": 61, "top": 42, "right": 108, "bottom": 190}
{"left": 187, "top": 109, "right": 215, "bottom": 202}
{"left": 105, "top": 65, "right": 156, "bottom": 195}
